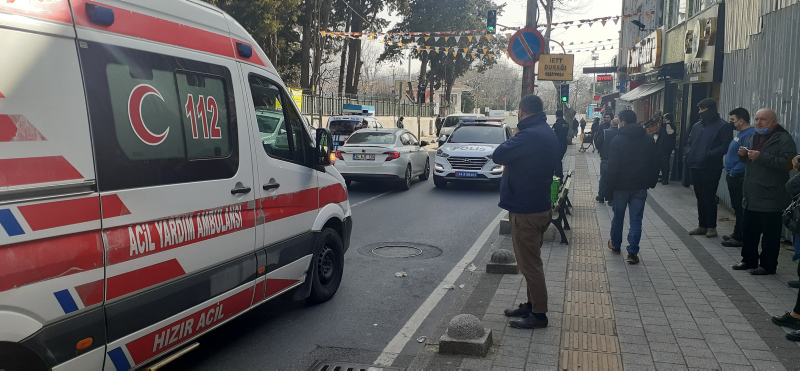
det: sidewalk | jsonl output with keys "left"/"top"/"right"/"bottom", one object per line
{"left": 410, "top": 145, "right": 800, "bottom": 370}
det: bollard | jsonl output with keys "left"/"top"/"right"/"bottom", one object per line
{"left": 438, "top": 314, "right": 493, "bottom": 356}
{"left": 499, "top": 213, "right": 511, "bottom": 235}
{"left": 486, "top": 249, "right": 518, "bottom": 274}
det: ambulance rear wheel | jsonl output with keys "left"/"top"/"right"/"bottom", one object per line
{"left": 308, "top": 228, "right": 344, "bottom": 304}
{"left": 0, "top": 342, "right": 47, "bottom": 371}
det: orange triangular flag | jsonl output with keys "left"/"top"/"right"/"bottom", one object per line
{"left": 452, "top": 52, "right": 457, "bottom": 57}
{"left": 445, "top": 36, "right": 450, "bottom": 41}
{"left": 488, "top": 54, "right": 494, "bottom": 59}
{"left": 485, "top": 34, "right": 492, "bottom": 41}
{"left": 467, "top": 35, "right": 473, "bottom": 42}
{"left": 425, "top": 36, "right": 430, "bottom": 41}
{"left": 425, "top": 46, "right": 430, "bottom": 51}
{"left": 646, "top": 13, "right": 652, "bottom": 19}
{"left": 482, "top": 48, "right": 488, "bottom": 54}
{"left": 463, "top": 48, "right": 468, "bottom": 53}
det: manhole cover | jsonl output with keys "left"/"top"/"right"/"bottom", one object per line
{"left": 372, "top": 244, "right": 423, "bottom": 258}
{"left": 357, "top": 242, "right": 442, "bottom": 260}
{"left": 310, "top": 360, "right": 404, "bottom": 371}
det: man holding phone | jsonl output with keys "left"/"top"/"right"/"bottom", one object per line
{"left": 733, "top": 108, "right": 797, "bottom": 275}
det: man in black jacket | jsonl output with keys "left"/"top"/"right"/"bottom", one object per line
{"left": 553, "top": 110, "right": 570, "bottom": 179}
{"left": 595, "top": 118, "right": 620, "bottom": 202}
{"left": 685, "top": 98, "right": 733, "bottom": 238}
{"left": 605, "top": 110, "right": 660, "bottom": 264}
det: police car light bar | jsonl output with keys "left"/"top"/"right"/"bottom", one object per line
{"left": 342, "top": 104, "right": 375, "bottom": 116}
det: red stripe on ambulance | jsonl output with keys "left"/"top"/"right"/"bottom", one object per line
{"left": 124, "top": 286, "right": 254, "bottom": 364}
{"left": 265, "top": 279, "right": 298, "bottom": 299}
{"left": 105, "top": 202, "right": 256, "bottom": 265}
{"left": 0, "top": 115, "right": 46, "bottom": 142}
{"left": 74, "top": 279, "right": 104, "bottom": 307}
{"left": 101, "top": 195, "right": 132, "bottom": 218}
{"left": 319, "top": 183, "right": 348, "bottom": 205}
{"left": 260, "top": 188, "right": 319, "bottom": 223}
{"left": 106, "top": 259, "right": 186, "bottom": 300}
{"left": 0, "top": 231, "right": 103, "bottom": 293}
{"left": 72, "top": 0, "right": 235, "bottom": 60}
{"left": 18, "top": 197, "right": 100, "bottom": 231}
{"left": 0, "top": 156, "right": 83, "bottom": 187}
{"left": 0, "top": 0, "right": 73, "bottom": 24}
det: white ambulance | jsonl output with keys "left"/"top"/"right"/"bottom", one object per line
{"left": 0, "top": 1, "right": 352, "bottom": 370}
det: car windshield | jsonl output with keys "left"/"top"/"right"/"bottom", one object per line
{"left": 346, "top": 132, "right": 395, "bottom": 145}
{"left": 255, "top": 109, "right": 283, "bottom": 134}
{"left": 329, "top": 119, "right": 362, "bottom": 135}
{"left": 448, "top": 126, "right": 505, "bottom": 144}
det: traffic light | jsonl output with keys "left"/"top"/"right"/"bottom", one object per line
{"left": 560, "top": 84, "right": 570, "bottom": 103}
{"left": 487, "top": 10, "right": 497, "bottom": 34}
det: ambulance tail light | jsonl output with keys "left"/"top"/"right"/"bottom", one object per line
{"left": 383, "top": 151, "right": 400, "bottom": 161}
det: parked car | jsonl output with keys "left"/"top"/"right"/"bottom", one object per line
{"left": 0, "top": 2, "right": 350, "bottom": 370}
{"left": 434, "top": 120, "right": 513, "bottom": 188}
{"left": 334, "top": 129, "right": 430, "bottom": 190}
{"left": 437, "top": 113, "right": 482, "bottom": 145}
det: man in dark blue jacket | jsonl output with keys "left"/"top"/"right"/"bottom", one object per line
{"left": 605, "top": 110, "right": 660, "bottom": 264}
{"left": 492, "top": 95, "right": 558, "bottom": 329}
{"left": 685, "top": 98, "right": 733, "bottom": 238}
{"left": 721, "top": 107, "right": 754, "bottom": 247}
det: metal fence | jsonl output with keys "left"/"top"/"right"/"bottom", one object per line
{"left": 300, "top": 94, "right": 436, "bottom": 117}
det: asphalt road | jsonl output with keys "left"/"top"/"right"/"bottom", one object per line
{"left": 165, "top": 150, "right": 504, "bottom": 370}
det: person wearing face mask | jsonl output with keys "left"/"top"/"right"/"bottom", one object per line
{"left": 685, "top": 98, "right": 734, "bottom": 238}
{"left": 732, "top": 108, "right": 797, "bottom": 275}
{"left": 655, "top": 113, "right": 677, "bottom": 185}
{"left": 721, "top": 108, "right": 755, "bottom": 248}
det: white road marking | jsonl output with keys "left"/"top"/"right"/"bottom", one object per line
{"left": 374, "top": 209, "right": 507, "bottom": 367}
{"left": 350, "top": 190, "right": 394, "bottom": 207}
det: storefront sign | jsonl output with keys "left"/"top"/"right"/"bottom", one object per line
{"left": 627, "top": 29, "right": 662, "bottom": 74}
{"left": 537, "top": 54, "right": 574, "bottom": 81}
{"left": 684, "top": 5, "right": 720, "bottom": 84}
{"left": 597, "top": 75, "right": 613, "bottom": 82}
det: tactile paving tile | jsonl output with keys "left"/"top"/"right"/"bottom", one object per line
{"left": 559, "top": 155, "right": 623, "bottom": 371}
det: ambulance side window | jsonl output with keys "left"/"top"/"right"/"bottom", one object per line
{"left": 79, "top": 41, "right": 239, "bottom": 191}
{"left": 248, "top": 74, "right": 313, "bottom": 166}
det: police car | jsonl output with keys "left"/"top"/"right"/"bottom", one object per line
{"left": 433, "top": 119, "right": 512, "bottom": 188}
{"left": 0, "top": 1, "right": 351, "bottom": 370}
{"left": 326, "top": 105, "right": 383, "bottom": 148}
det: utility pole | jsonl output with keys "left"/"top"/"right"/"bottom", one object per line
{"left": 520, "top": 0, "right": 537, "bottom": 99}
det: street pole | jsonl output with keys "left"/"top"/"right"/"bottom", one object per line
{"left": 520, "top": 0, "right": 537, "bottom": 99}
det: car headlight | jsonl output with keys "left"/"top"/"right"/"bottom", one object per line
{"left": 491, "top": 165, "right": 504, "bottom": 173}
{"left": 435, "top": 163, "right": 444, "bottom": 170}
{"left": 436, "top": 149, "right": 450, "bottom": 158}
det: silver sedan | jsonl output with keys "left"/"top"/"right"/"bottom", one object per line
{"left": 333, "top": 129, "right": 430, "bottom": 191}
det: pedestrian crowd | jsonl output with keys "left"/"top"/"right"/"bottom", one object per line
{"left": 492, "top": 94, "right": 800, "bottom": 343}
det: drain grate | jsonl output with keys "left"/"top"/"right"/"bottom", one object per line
{"left": 371, "top": 244, "right": 423, "bottom": 258}
{"left": 309, "top": 361, "right": 404, "bottom": 371}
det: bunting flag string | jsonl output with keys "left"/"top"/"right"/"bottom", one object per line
{"left": 321, "top": 10, "right": 655, "bottom": 40}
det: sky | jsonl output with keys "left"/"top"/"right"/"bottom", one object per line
{"left": 376, "top": 0, "right": 624, "bottom": 79}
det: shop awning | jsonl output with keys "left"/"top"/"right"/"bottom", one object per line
{"left": 619, "top": 81, "right": 665, "bottom": 102}
{"left": 601, "top": 92, "right": 620, "bottom": 103}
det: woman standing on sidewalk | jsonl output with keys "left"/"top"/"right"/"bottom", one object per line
{"left": 772, "top": 155, "right": 800, "bottom": 342}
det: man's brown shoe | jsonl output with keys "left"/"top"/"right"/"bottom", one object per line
{"left": 689, "top": 227, "right": 707, "bottom": 235}
{"left": 608, "top": 239, "right": 620, "bottom": 254}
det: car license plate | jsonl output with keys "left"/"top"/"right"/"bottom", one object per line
{"left": 455, "top": 171, "right": 478, "bottom": 178}
{"left": 353, "top": 154, "right": 375, "bottom": 160}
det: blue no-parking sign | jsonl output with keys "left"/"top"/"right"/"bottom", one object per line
{"left": 507, "top": 27, "right": 546, "bottom": 67}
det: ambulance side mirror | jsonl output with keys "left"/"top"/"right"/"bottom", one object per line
{"left": 316, "top": 128, "right": 333, "bottom": 166}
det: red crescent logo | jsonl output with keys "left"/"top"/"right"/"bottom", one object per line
{"left": 128, "top": 84, "right": 169, "bottom": 146}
